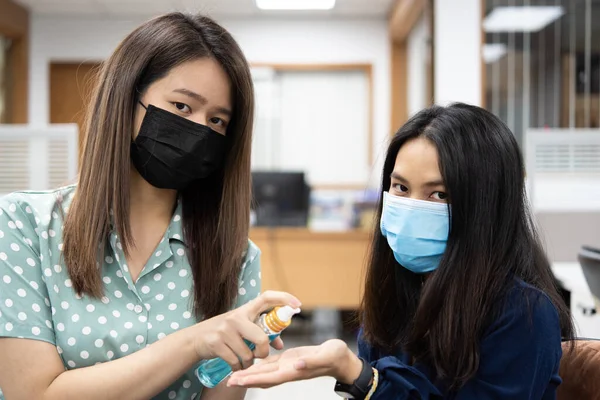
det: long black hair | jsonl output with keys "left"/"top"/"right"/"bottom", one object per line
{"left": 360, "top": 103, "right": 573, "bottom": 388}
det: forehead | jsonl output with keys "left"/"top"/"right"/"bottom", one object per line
{"left": 152, "top": 58, "right": 232, "bottom": 106}
{"left": 393, "top": 138, "right": 443, "bottom": 180}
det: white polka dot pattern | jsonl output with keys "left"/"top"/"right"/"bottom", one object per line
{"left": 0, "top": 186, "right": 262, "bottom": 399}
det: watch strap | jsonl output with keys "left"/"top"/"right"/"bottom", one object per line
{"left": 334, "top": 357, "right": 374, "bottom": 399}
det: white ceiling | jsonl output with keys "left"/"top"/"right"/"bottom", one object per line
{"left": 15, "top": 0, "right": 395, "bottom": 18}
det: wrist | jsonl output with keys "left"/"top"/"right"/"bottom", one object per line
{"left": 332, "top": 348, "right": 364, "bottom": 385}
{"left": 185, "top": 324, "right": 206, "bottom": 361}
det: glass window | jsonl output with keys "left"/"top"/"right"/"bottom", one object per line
{"left": 484, "top": 0, "right": 600, "bottom": 144}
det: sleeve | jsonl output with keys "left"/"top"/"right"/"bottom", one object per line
{"left": 359, "top": 289, "right": 562, "bottom": 400}
{"left": 357, "top": 330, "right": 442, "bottom": 400}
{"left": 233, "top": 241, "right": 261, "bottom": 309}
{"left": 0, "top": 195, "right": 55, "bottom": 345}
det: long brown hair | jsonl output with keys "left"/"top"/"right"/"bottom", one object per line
{"left": 63, "top": 13, "right": 254, "bottom": 319}
{"left": 360, "top": 104, "right": 573, "bottom": 389}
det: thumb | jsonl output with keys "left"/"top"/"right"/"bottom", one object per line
{"left": 246, "top": 290, "right": 301, "bottom": 318}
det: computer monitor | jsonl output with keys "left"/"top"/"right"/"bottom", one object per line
{"left": 251, "top": 171, "right": 310, "bottom": 227}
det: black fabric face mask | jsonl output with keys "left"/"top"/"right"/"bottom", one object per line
{"left": 131, "top": 103, "right": 227, "bottom": 190}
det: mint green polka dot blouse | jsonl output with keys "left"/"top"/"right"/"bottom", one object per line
{"left": 0, "top": 185, "right": 261, "bottom": 400}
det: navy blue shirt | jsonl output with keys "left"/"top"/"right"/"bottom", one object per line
{"left": 358, "top": 280, "right": 563, "bottom": 399}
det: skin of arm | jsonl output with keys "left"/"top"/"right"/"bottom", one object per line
{"left": 0, "top": 326, "right": 199, "bottom": 400}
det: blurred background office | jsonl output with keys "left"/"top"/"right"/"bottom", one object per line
{"left": 0, "top": 0, "right": 599, "bottom": 398}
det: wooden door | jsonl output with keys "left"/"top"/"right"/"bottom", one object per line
{"left": 49, "top": 62, "right": 101, "bottom": 159}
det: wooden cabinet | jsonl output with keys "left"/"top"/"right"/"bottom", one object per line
{"left": 250, "top": 228, "right": 371, "bottom": 309}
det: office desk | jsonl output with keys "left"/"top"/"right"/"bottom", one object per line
{"left": 249, "top": 228, "right": 371, "bottom": 309}
{"left": 552, "top": 263, "right": 600, "bottom": 338}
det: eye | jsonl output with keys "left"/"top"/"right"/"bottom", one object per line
{"left": 392, "top": 184, "right": 408, "bottom": 194}
{"left": 172, "top": 102, "right": 191, "bottom": 114}
{"left": 209, "top": 117, "right": 227, "bottom": 127}
{"left": 431, "top": 191, "right": 448, "bottom": 200}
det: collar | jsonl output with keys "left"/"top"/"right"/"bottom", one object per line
{"left": 166, "top": 199, "right": 185, "bottom": 244}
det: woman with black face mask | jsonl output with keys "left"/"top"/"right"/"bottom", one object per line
{"left": 0, "top": 13, "right": 299, "bottom": 400}
{"left": 228, "top": 104, "right": 575, "bottom": 400}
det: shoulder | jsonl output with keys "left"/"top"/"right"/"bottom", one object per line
{"left": 485, "top": 278, "right": 561, "bottom": 342}
{"left": 241, "top": 239, "right": 261, "bottom": 266}
{"left": 234, "top": 240, "right": 262, "bottom": 306}
{"left": 0, "top": 185, "right": 76, "bottom": 257}
{"left": 238, "top": 239, "right": 261, "bottom": 282}
{"left": 0, "top": 185, "right": 76, "bottom": 224}
{"left": 508, "top": 279, "right": 559, "bottom": 320}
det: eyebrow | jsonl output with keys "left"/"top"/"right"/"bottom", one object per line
{"left": 173, "top": 88, "right": 232, "bottom": 117}
{"left": 390, "top": 172, "right": 445, "bottom": 188}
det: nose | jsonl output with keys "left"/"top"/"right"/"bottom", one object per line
{"left": 189, "top": 111, "right": 209, "bottom": 126}
{"left": 408, "top": 194, "right": 432, "bottom": 202}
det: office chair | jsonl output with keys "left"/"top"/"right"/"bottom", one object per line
{"left": 557, "top": 246, "right": 600, "bottom": 400}
{"left": 558, "top": 339, "right": 600, "bottom": 400}
{"left": 555, "top": 246, "right": 600, "bottom": 399}
{"left": 579, "top": 246, "right": 600, "bottom": 312}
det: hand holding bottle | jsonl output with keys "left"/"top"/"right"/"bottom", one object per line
{"left": 192, "top": 291, "right": 301, "bottom": 371}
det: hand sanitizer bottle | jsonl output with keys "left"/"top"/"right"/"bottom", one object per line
{"left": 196, "top": 305, "right": 301, "bottom": 388}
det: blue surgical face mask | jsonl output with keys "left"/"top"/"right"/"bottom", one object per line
{"left": 380, "top": 192, "right": 450, "bottom": 274}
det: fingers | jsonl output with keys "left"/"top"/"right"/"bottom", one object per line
{"left": 213, "top": 342, "right": 243, "bottom": 372}
{"left": 245, "top": 291, "right": 301, "bottom": 318}
{"left": 229, "top": 356, "right": 281, "bottom": 379}
{"left": 223, "top": 330, "right": 255, "bottom": 370}
{"left": 234, "top": 320, "right": 271, "bottom": 360}
{"left": 229, "top": 369, "right": 298, "bottom": 389}
{"left": 270, "top": 336, "right": 284, "bottom": 350}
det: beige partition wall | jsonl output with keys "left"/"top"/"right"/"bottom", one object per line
{"left": 389, "top": 0, "right": 434, "bottom": 133}
{"left": 536, "top": 212, "right": 600, "bottom": 263}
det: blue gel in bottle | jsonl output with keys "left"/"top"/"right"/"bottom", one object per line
{"left": 196, "top": 306, "right": 300, "bottom": 388}
{"left": 195, "top": 333, "right": 280, "bottom": 388}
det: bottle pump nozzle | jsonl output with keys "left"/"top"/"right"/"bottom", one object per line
{"left": 263, "top": 305, "right": 301, "bottom": 333}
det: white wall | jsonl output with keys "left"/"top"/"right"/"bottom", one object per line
{"left": 251, "top": 68, "right": 371, "bottom": 185}
{"left": 278, "top": 70, "right": 370, "bottom": 185}
{"left": 29, "top": 15, "right": 390, "bottom": 182}
{"left": 434, "top": 0, "right": 482, "bottom": 106}
{"left": 407, "top": 15, "right": 428, "bottom": 117}
{"left": 530, "top": 176, "right": 600, "bottom": 212}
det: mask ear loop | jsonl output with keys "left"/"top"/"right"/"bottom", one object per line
{"left": 135, "top": 87, "right": 148, "bottom": 110}
{"left": 132, "top": 90, "right": 148, "bottom": 150}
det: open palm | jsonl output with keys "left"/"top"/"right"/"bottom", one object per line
{"left": 228, "top": 339, "right": 349, "bottom": 389}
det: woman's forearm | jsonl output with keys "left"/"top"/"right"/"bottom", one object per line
{"left": 44, "top": 327, "right": 199, "bottom": 400}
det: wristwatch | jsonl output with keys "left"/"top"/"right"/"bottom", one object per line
{"left": 333, "top": 357, "right": 374, "bottom": 399}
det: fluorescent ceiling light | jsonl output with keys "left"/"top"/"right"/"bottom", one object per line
{"left": 483, "top": 6, "right": 564, "bottom": 33}
{"left": 483, "top": 43, "right": 507, "bottom": 64}
{"left": 256, "top": 0, "right": 336, "bottom": 11}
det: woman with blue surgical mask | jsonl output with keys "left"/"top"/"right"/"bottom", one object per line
{"left": 228, "top": 103, "right": 575, "bottom": 399}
